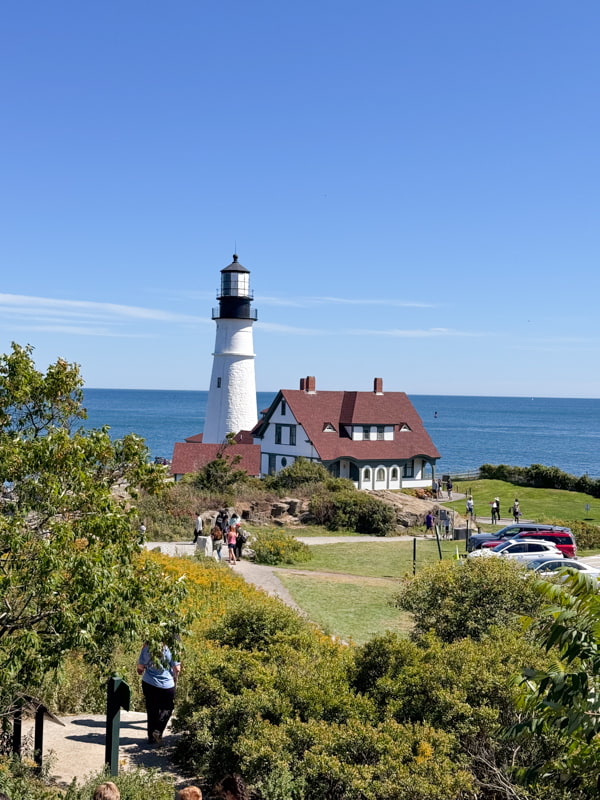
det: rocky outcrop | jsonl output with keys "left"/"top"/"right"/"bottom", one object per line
{"left": 365, "top": 489, "right": 466, "bottom": 529}
{"left": 202, "top": 492, "right": 464, "bottom": 532}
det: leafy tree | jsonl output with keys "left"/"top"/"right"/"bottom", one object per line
{"left": 509, "top": 572, "right": 600, "bottom": 797}
{"left": 0, "top": 343, "right": 187, "bottom": 717}
{"left": 395, "top": 557, "right": 543, "bottom": 643}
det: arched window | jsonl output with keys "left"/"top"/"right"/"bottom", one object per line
{"left": 391, "top": 467, "right": 398, "bottom": 480}
{"left": 376, "top": 468, "right": 385, "bottom": 481}
{"left": 363, "top": 468, "right": 371, "bottom": 481}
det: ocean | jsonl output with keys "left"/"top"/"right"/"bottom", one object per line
{"left": 82, "top": 390, "right": 600, "bottom": 479}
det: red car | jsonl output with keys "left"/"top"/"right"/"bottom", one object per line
{"left": 481, "top": 529, "right": 576, "bottom": 558}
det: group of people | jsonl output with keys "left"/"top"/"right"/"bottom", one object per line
{"left": 431, "top": 478, "right": 453, "bottom": 499}
{"left": 210, "top": 509, "right": 247, "bottom": 564}
{"left": 92, "top": 782, "right": 203, "bottom": 799}
{"left": 192, "top": 509, "right": 248, "bottom": 564}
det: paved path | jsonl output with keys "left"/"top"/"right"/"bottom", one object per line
{"left": 22, "top": 712, "right": 192, "bottom": 792}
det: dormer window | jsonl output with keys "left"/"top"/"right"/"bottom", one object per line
{"left": 281, "top": 400, "right": 286, "bottom": 416}
{"left": 363, "top": 426, "right": 371, "bottom": 440}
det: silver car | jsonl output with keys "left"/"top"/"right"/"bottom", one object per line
{"left": 467, "top": 539, "right": 563, "bottom": 562}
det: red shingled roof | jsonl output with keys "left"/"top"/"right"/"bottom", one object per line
{"left": 170, "top": 442, "right": 261, "bottom": 477}
{"left": 275, "top": 389, "right": 440, "bottom": 463}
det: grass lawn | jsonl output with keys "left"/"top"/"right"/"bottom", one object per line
{"left": 287, "top": 539, "right": 462, "bottom": 578}
{"left": 277, "top": 572, "right": 412, "bottom": 645}
{"left": 445, "top": 479, "right": 600, "bottom": 525}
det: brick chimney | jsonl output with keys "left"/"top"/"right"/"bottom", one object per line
{"left": 374, "top": 377, "right": 383, "bottom": 395}
{"left": 305, "top": 376, "right": 316, "bottom": 393}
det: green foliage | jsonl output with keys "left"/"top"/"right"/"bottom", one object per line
{"left": 251, "top": 528, "right": 312, "bottom": 565}
{"left": 309, "top": 490, "right": 396, "bottom": 535}
{"left": 480, "top": 462, "right": 600, "bottom": 497}
{"left": 395, "top": 557, "right": 543, "bottom": 643}
{"left": 509, "top": 573, "right": 600, "bottom": 797}
{"left": 0, "top": 343, "right": 188, "bottom": 719}
{"left": 265, "top": 457, "right": 331, "bottom": 490}
{"left": 174, "top": 598, "right": 474, "bottom": 800}
{"left": 190, "top": 453, "right": 249, "bottom": 498}
{"left": 62, "top": 768, "right": 174, "bottom": 800}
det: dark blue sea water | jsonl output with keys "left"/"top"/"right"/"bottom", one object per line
{"left": 82, "top": 390, "right": 600, "bottom": 478}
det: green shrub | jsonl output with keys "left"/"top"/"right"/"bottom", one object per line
{"left": 265, "top": 458, "right": 331, "bottom": 491}
{"left": 480, "top": 463, "right": 600, "bottom": 498}
{"left": 395, "top": 557, "right": 543, "bottom": 643}
{"left": 251, "top": 529, "right": 312, "bottom": 566}
{"left": 309, "top": 490, "right": 396, "bottom": 536}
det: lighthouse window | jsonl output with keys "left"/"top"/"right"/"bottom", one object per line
{"left": 275, "top": 425, "right": 282, "bottom": 444}
{"left": 289, "top": 426, "right": 296, "bottom": 446}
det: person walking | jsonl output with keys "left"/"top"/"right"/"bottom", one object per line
{"left": 211, "top": 524, "right": 224, "bottom": 560}
{"left": 447, "top": 478, "right": 453, "bottom": 499}
{"left": 425, "top": 510, "right": 435, "bottom": 535}
{"left": 227, "top": 526, "right": 237, "bottom": 564}
{"left": 512, "top": 499, "right": 520, "bottom": 522}
{"left": 137, "top": 643, "right": 181, "bottom": 745}
{"left": 431, "top": 479, "right": 438, "bottom": 499}
{"left": 193, "top": 512, "right": 203, "bottom": 544}
{"left": 466, "top": 495, "right": 474, "bottom": 519}
{"left": 490, "top": 498, "right": 498, "bottom": 524}
{"left": 495, "top": 497, "right": 501, "bottom": 518}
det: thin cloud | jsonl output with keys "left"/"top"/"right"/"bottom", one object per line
{"left": 349, "top": 327, "right": 483, "bottom": 338}
{"left": 0, "top": 293, "right": 210, "bottom": 336}
{"left": 10, "top": 324, "right": 155, "bottom": 338}
{"left": 260, "top": 295, "right": 435, "bottom": 309}
{"left": 257, "top": 322, "right": 328, "bottom": 335}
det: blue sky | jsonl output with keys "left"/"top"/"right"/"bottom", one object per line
{"left": 1, "top": 1, "right": 599, "bottom": 397}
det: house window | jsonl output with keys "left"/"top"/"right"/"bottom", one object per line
{"left": 363, "top": 468, "right": 371, "bottom": 480}
{"left": 275, "top": 425, "right": 282, "bottom": 444}
{"left": 281, "top": 457, "right": 287, "bottom": 467}
{"left": 217, "top": 377, "right": 221, "bottom": 388}
{"left": 281, "top": 400, "right": 286, "bottom": 416}
{"left": 376, "top": 468, "right": 385, "bottom": 481}
{"left": 391, "top": 467, "right": 398, "bottom": 480}
{"left": 268, "top": 454, "right": 276, "bottom": 475}
{"left": 289, "top": 426, "right": 296, "bottom": 446}
{"left": 377, "top": 426, "right": 384, "bottom": 440}
{"left": 363, "top": 426, "right": 371, "bottom": 440}
{"left": 402, "top": 460, "right": 414, "bottom": 478}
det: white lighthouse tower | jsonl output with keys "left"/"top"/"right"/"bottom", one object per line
{"left": 202, "top": 254, "right": 258, "bottom": 444}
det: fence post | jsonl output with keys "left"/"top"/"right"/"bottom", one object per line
{"left": 105, "top": 674, "right": 131, "bottom": 776}
{"left": 413, "top": 537, "right": 417, "bottom": 575}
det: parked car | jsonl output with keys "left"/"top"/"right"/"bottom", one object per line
{"left": 467, "top": 523, "right": 573, "bottom": 552}
{"left": 526, "top": 558, "right": 600, "bottom": 578}
{"left": 480, "top": 529, "right": 577, "bottom": 558}
{"left": 467, "top": 539, "right": 564, "bottom": 562}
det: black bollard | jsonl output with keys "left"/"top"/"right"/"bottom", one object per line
{"left": 105, "top": 674, "right": 131, "bottom": 776}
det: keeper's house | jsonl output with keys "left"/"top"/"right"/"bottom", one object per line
{"left": 252, "top": 376, "right": 440, "bottom": 490}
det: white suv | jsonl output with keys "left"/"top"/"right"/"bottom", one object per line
{"left": 467, "top": 539, "right": 563, "bottom": 562}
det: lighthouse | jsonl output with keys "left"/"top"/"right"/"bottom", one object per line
{"left": 202, "top": 254, "right": 258, "bottom": 444}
